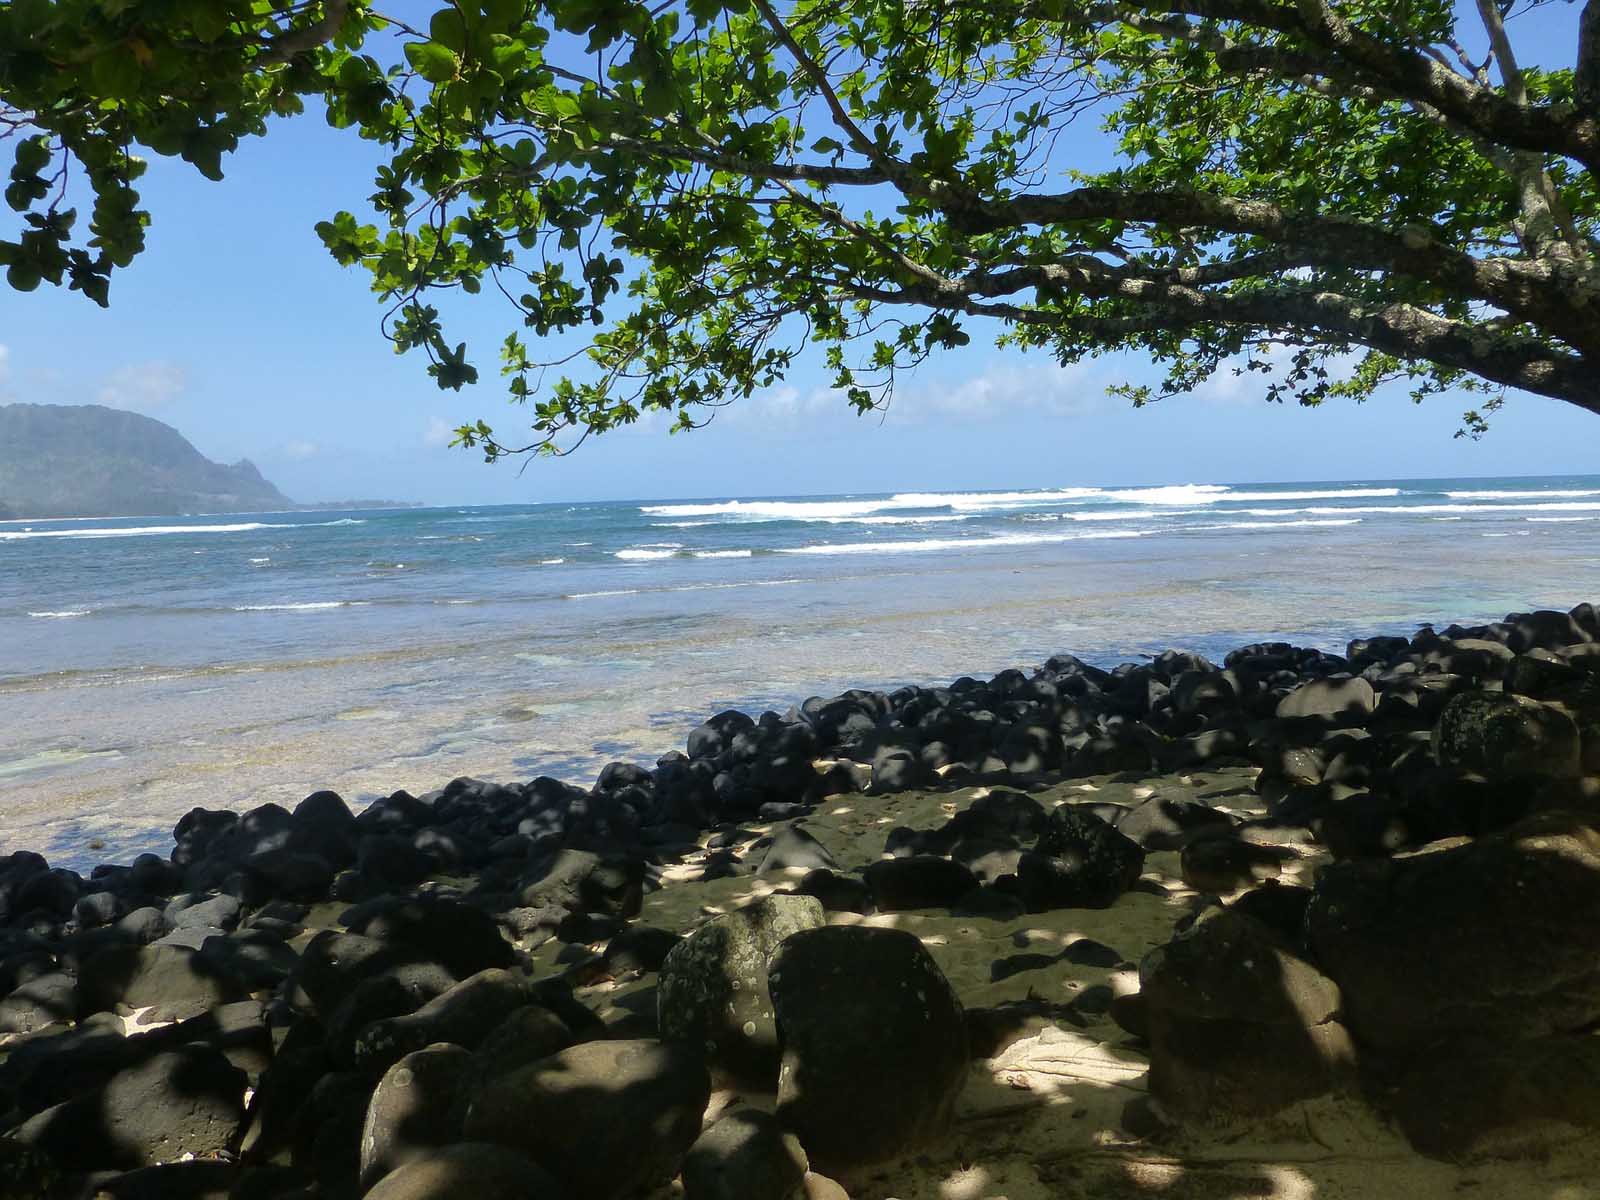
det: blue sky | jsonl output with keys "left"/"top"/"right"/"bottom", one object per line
{"left": 2, "top": 4, "right": 1595, "bottom": 505}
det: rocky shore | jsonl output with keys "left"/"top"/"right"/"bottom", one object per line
{"left": 4, "top": 603, "right": 1600, "bottom": 1199}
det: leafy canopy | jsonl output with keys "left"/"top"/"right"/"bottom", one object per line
{"left": 4, "top": 0, "right": 1600, "bottom": 453}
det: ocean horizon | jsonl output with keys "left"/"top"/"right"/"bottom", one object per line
{"left": 6, "top": 471, "right": 1598, "bottom": 868}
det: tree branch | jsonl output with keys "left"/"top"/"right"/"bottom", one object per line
{"left": 256, "top": 0, "right": 352, "bottom": 66}
{"left": 601, "top": 133, "right": 887, "bottom": 187}
{"left": 1579, "top": 1, "right": 1600, "bottom": 113}
{"left": 1054, "top": 0, "right": 1600, "bottom": 175}
{"left": 1472, "top": 0, "right": 1588, "bottom": 259}
{"left": 843, "top": 268, "right": 1600, "bottom": 412}
{"left": 748, "top": 0, "right": 927, "bottom": 197}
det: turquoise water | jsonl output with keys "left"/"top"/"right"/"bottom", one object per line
{"left": 4, "top": 474, "right": 1598, "bottom": 865}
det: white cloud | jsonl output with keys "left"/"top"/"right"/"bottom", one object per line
{"left": 0, "top": 344, "right": 10, "bottom": 383}
{"left": 96, "top": 360, "right": 190, "bottom": 412}
{"left": 423, "top": 417, "right": 455, "bottom": 448}
{"left": 282, "top": 440, "right": 321, "bottom": 460}
{"left": 727, "top": 361, "right": 1108, "bottom": 431}
{"left": 1190, "top": 366, "right": 1259, "bottom": 408}
{"left": 897, "top": 362, "right": 1107, "bottom": 421}
{"left": 1190, "top": 343, "right": 1363, "bottom": 408}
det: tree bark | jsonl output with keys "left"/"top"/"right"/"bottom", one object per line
{"left": 1580, "top": 1, "right": 1600, "bottom": 113}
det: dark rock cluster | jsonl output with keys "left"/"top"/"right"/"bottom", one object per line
{"left": 0, "top": 602, "right": 1597, "bottom": 1194}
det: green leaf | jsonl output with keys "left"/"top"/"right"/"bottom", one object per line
{"left": 14, "top": 137, "right": 52, "bottom": 174}
{"left": 405, "top": 41, "right": 460, "bottom": 83}
{"left": 6, "top": 261, "right": 42, "bottom": 291}
{"left": 89, "top": 48, "right": 142, "bottom": 100}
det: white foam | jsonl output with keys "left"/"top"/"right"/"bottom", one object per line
{"left": 1107, "top": 485, "right": 1401, "bottom": 504}
{"left": 615, "top": 548, "right": 680, "bottom": 561}
{"left": 232, "top": 601, "right": 371, "bottom": 612}
{"left": 657, "top": 513, "right": 975, "bottom": 528}
{"left": 1214, "top": 487, "right": 1400, "bottom": 502}
{"left": 778, "top": 530, "right": 1150, "bottom": 557}
{"left": 1526, "top": 516, "right": 1598, "bottom": 523}
{"left": 1227, "top": 501, "right": 1600, "bottom": 518}
{"left": 641, "top": 489, "right": 1108, "bottom": 521}
{"left": 640, "top": 484, "right": 1410, "bottom": 521}
{"left": 565, "top": 578, "right": 807, "bottom": 600}
{"left": 538, "top": 557, "right": 567, "bottom": 564}
{"left": 1101, "top": 484, "right": 1233, "bottom": 505}
{"left": 889, "top": 488, "right": 1105, "bottom": 510}
{"left": 642, "top": 498, "right": 915, "bottom": 520}
{"left": 27, "top": 609, "right": 91, "bottom": 619}
{"left": 820, "top": 514, "right": 976, "bottom": 525}
{"left": 1448, "top": 488, "right": 1600, "bottom": 499}
{"left": 1194, "top": 519, "right": 1363, "bottom": 531}
{"left": 0, "top": 518, "right": 365, "bottom": 542}
{"left": 1066, "top": 509, "right": 1196, "bottom": 522}
{"left": 693, "top": 549, "right": 753, "bottom": 558}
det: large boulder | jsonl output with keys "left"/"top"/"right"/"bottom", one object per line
{"left": 472, "top": 1005, "right": 581, "bottom": 1083}
{"left": 681, "top": 1105, "right": 808, "bottom": 1200}
{"left": 1276, "top": 677, "right": 1376, "bottom": 724}
{"left": 364, "top": 1143, "right": 568, "bottom": 1200}
{"left": 1387, "top": 1034, "right": 1600, "bottom": 1160}
{"left": 1117, "top": 795, "right": 1235, "bottom": 851}
{"left": 657, "top": 894, "right": 825, "bottom": 1082}
{"left": 757, "top": 825, "right": 839, "bottom": 875}
{"left": 0, "top": 1138, "right": 64, "bottom": 1198}
{"left": 0, "top": 970, "right": 77, "bottom": 1035}
{"left": 1306, "top": 814, "right": 1600, "bottom": 1053}
{"left": 345, "top": 897, "right": 515, "bottom": 978}
{"left": 288, "top": 930, "right": 442, "bottom": 1019}
{"left": 943, "top": 789, "right": 1050, "bottom": 842}
{"left": 11, "top": 1046, "right": 246, "bottom": 1170}
{"left": 863, "top": 856, "right": 979, "bottom": 911}
{"left": 1433, "top": 691, "right": 1582, "bottom": 779}
{"left": 359, "top": 1044, "right": 477, "bottom": 1190}
{"left": 518, "top": 850, "right": 647, "bottom": 919}
{"left": 464, "top": 1039, "right": 709, "bottom": 1199}
{"left": 1016, "top": 806, "right": 1144, "bottom": 911}
{"left": 78, "top": 943, "right": 241, "bottom": 1022}
{"left": 1140, "top": 911, "right": 1354, "bottom": 1119}
{"left": 767, "top": 926, "right": 968, "bottom": 1170}
{"left": 352, "top": 968, "right": 536, "bottom": 1074}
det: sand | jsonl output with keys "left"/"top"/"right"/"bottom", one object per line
{"left": 529, "top": 765, "right": 1600, "bottom": 1200}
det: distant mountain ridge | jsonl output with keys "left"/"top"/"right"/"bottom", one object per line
{"left": 0, "top": 403, "right": 297, "bottom": 519}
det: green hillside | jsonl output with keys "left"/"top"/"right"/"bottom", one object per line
{"left": 0, "top": 403, "right": 296, "bottom": 518}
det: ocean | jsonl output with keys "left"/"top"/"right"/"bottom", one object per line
{"left": 4, "top": 473, "right": 1599, "bottom": 867}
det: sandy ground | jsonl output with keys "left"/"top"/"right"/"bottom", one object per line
{"left": 534, "top": 765, "right": 1600, "bottom": 1200}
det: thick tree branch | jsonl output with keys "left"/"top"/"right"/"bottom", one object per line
{"left": 1064, "top": 0, "right": 1600, "bottom": 175}
{"left": 845, "top": 269, "right": 1600, "bottom": 412}
{"left": 1469, "top": 0, "right": 1584, "bottom": 258}
{"left": 256, "top": 0, "right": 352, "bottom": 66}
{"left": 946, "top": 186, "right": 1587, "bottom": 326}
{"left": 1579, "top": 1, "right": 1600, "bottom": 112}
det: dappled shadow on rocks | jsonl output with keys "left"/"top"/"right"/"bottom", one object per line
{"left": 0, "top": 603, "right": 1598, "bottom": 1198}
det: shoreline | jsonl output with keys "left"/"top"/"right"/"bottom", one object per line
{"left": 6, "top": 472, "right": 1598, "bottom": 873}
{"left": 9, "top": 562, "right": 1600, "bottom": 872}
{"left": 2, "top": 600, "right": 1599, "bottom": 1197}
